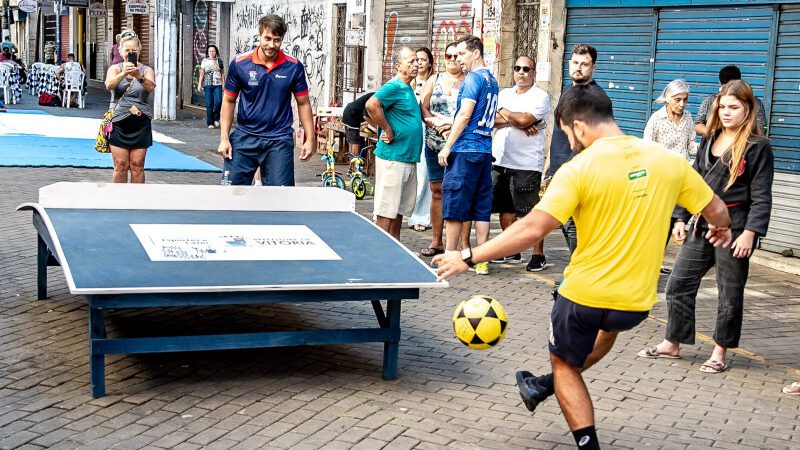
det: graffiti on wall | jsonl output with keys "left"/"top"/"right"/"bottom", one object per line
{"left": 381, "top": 11, "right": 399, "bottom": 81}
{"left": 231, "top": 0, "right": 328, "bottom": 109}
{"left": 191, "top": 0, "right": 210, "bottom": 106}
{"left": 432, "top": 3, "right": 472, "bottom": 72}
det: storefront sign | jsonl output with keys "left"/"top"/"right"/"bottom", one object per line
{"left": 88, "top": 2, "right": 106, "bottom": 16}
{"left": 125, "top": 0, "right": 149, "bottom": 15}
{"left": 17, "top": 0, "right": 38, "bottom": 13}
{"left": 63, "top": 0, "right": 90, "bottom": 7}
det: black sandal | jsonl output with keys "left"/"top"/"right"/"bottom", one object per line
{"left": 420, "top": 247, "right": 444, "bottom": 257}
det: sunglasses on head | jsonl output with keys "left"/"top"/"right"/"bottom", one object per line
{"left": 444, "top": 54, "right": 458, "bottom": 60}
{"left": 513, "top": 65, "right": 533, "bottom": 73}
{"left": 121, "top": 30, "right": 137, "bottom": 38}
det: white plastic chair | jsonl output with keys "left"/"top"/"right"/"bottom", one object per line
{"left": 30, "top": 62, "right": 45, "bottom": 95}
{"left": 62, "top": 70, "right": 85, "bottom": 108}
{"left": 0, "top": 64, "right": 13, "bottom": 105}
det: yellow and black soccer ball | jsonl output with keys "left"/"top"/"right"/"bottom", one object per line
{"left": 453, "top": 295, "right": 508, "bottom": 350}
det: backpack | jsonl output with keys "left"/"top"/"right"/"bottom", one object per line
{"left": 38, "top": 93, "right": 61, "bottom": 107}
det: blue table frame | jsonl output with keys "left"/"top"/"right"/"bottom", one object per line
{"left": 31, "top": 211, "right": 420, "bottom": 398}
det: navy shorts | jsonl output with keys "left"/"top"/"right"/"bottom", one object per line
{"left": 549, "top": 294, "right": 648, "bottom": 368}
{"left": 441, "top": 152, "right": 493, "bottom": 222}
{"left": 229, "top": 128, "right": 295, "bottom": 186}
{"left": 425, "top": 142, "right": 445, "bottom": 183}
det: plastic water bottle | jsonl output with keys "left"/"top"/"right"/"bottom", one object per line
{"left": 220, "top": 170, "right": 231, "bottom": 186}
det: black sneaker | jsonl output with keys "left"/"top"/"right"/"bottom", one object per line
{"left": 491, "top": 253, "right": 522, "bottom": 264}
{"left": 515, "top": 371, "right": 555, "bottom": 412}
{"left": 526, "top": 254, "right": 548, "bottom": 272}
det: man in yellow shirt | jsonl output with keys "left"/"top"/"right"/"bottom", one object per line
{"left": 433, "top": 85, "right": 732, "bottom": 449}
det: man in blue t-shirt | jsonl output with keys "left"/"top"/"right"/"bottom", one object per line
{"left": 217, "top": 14, "right": 315, "bottom": 186}
{"left": 365, "top": 47, "right": 422, "bottom": 240}
{"left": 434, "top": 35, "right": 499, "bottom": 275}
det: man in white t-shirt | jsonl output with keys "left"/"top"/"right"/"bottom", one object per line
{"left": 491, "top": 56, "right": 551, "bottom": 271}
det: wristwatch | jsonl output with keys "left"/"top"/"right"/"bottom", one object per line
{"left": 461, "top": 247, "right": 476, "bottom": 268}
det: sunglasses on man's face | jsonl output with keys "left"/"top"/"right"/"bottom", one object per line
{"left": 444, "top": 54, "right": 458, "bottom": 60}
{"left": 514, "top": 65, "right": 533, "bottom": 73}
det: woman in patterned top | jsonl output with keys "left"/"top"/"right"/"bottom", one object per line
{"left": 196, "top": 45, "right": 225, "bottom": 129}
{"left": 643, "top": 79, "right": 696, "bottom": 159}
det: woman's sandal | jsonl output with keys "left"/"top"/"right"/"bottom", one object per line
{"left": 420, "top": 247, "right": 444, "bottom": 257}
{"left": 637, "top": 346, "right": 680, "bottom": 359}
{"left": 699, "top": 359, "right": 729, "bottom": 373}
{"left": 412, "top": 224, "right": 428, "bottom": 232}
{"left": 782, "top": 382, "right": 800, "bottom": 395}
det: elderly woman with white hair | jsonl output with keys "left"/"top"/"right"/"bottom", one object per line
{"left": 645, "top": 79, "right": 697, "bottom": 274}
{"left": 643, "top": 79, "right": 696, "bottom": 159}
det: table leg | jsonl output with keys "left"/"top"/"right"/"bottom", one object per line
{"left": 37, "top": 235, "right": 48, "bottom": 300}
{"left": 89, "top": 307, "right": 106, "bottom": 398}
{"left": 382, "top": 299, "right": 401, "bottom": 380}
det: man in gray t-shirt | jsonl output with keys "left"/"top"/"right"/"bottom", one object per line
{"left": 694, "top": 65, "right": 767, "bottom": 136}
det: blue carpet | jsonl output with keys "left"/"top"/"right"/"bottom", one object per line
{"left": 0, "top": 135, "right": 220, "bottom": 172}
{"left": 3, "top": 109, "right": 50, "bottom": 115}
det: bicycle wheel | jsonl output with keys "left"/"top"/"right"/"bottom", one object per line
{"left": 351, "top": 176, "right": 367, "bottom": 200}
{"left": 322, "top": 174, "right": 336, "bottom": 188}
{"left": 334, "top": 175, "right": 346, "bottom": 190}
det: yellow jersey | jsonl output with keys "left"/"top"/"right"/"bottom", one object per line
{"left": 535, "top": 135, "right": 713, "bottom": 311}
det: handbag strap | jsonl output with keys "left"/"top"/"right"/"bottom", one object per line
{"left": 109, "top": 75, "right": 136, "bottom": 114}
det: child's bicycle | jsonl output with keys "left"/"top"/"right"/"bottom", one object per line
{"left": 320, "top": 144, "right": 346, "bottom": 189}
{"left": 346, "top": 145, "right": 374, "bottom": 200}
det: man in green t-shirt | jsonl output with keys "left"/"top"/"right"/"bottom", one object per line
{"left": 365, "top": 47, "right": 423, "bottom": 239}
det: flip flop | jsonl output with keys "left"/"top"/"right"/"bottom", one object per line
{"left": 699, "top": 359, "right": 729, "bottom": 373}
{"left": 637, "top": 346, "right": 680, "bottom": 359}
{"left": 782, "top": 382, "right": 800, "bottom": 395}
{"left": 419, "top": 247, "right": 444, "bottom": 257}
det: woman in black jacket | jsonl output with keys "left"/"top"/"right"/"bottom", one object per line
{"left": 638, "top": 80, "right": 773, "bottom": 373}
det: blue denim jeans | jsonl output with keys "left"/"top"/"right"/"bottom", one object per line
{"left": 204, "top": 85, "right": 222, "bottom": 126}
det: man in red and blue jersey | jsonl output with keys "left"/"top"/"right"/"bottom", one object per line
{"left": 217, "top": 14, "right": 315, "bottom": 186}
{"left": 435, "top": 35, "right": 499, "bottom": 276}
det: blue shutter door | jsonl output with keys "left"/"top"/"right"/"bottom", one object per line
{"left": 769, "top": 6, "right": 800, "bottom": 172}
{"left": 762, "top": 6, "right": 800, "bottom": 255}
{"left": 652, "top": 7, "right": 774, "bottom": 127}
{"left": 564, "top": 8, "right": 656, "bottom": 136}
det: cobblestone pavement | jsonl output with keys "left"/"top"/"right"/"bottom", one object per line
{"left": 1, "top": 95, "right": 799, "bottom": 449}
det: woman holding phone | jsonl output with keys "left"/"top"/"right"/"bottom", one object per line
{"left": 104, "top": 30, "right": 157, "bottom": 183}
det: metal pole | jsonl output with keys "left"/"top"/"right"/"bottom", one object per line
{"left": 55, "top": 0, "right": 62, "bottom": 63}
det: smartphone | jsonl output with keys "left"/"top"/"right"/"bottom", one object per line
{"left": 128, "top": 52, "right": 138, "bottom": 67}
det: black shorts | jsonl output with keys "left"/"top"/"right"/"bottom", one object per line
{"left": 491, "top": 166, "right": 541, "bottom": 217}
{"left": 344, "top": 125, "right": 364, "bottom": 147}
{"left": 549, "top": 294, "right": 648, "bottom": 368}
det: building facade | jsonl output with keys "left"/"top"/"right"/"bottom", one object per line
{"left": 540, "top": 0, "right": 800, "bottom": 255}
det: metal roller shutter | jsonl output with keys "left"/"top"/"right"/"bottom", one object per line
{"left": 652, "top": 7, "right": 774, "bottom": 127}
{"left": 132, "top": 6, "right": 151, "bottom": 65}
{"left": 93, "top": 13, "right": 108, "bottom": 80}
{"left": 762, "top": 5, "right": 800, "bottom": 255}
{"left": 382, "top": 0, "right": 432, "bottom": 82}
{"left": 768, "top": 6, "right": 800, "bottom": 172}
{"left": 564, "top": 8, "right": 656, "bottom": 136}
{"left": 431, "top": 0, "right": 473, "bottom": 72}
{"left": 191, "top": 0, "right": 218, "bottom": 107}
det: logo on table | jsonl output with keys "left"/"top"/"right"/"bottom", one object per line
{"left": 248, "top": 71, "right": 259, "bottom": 86}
